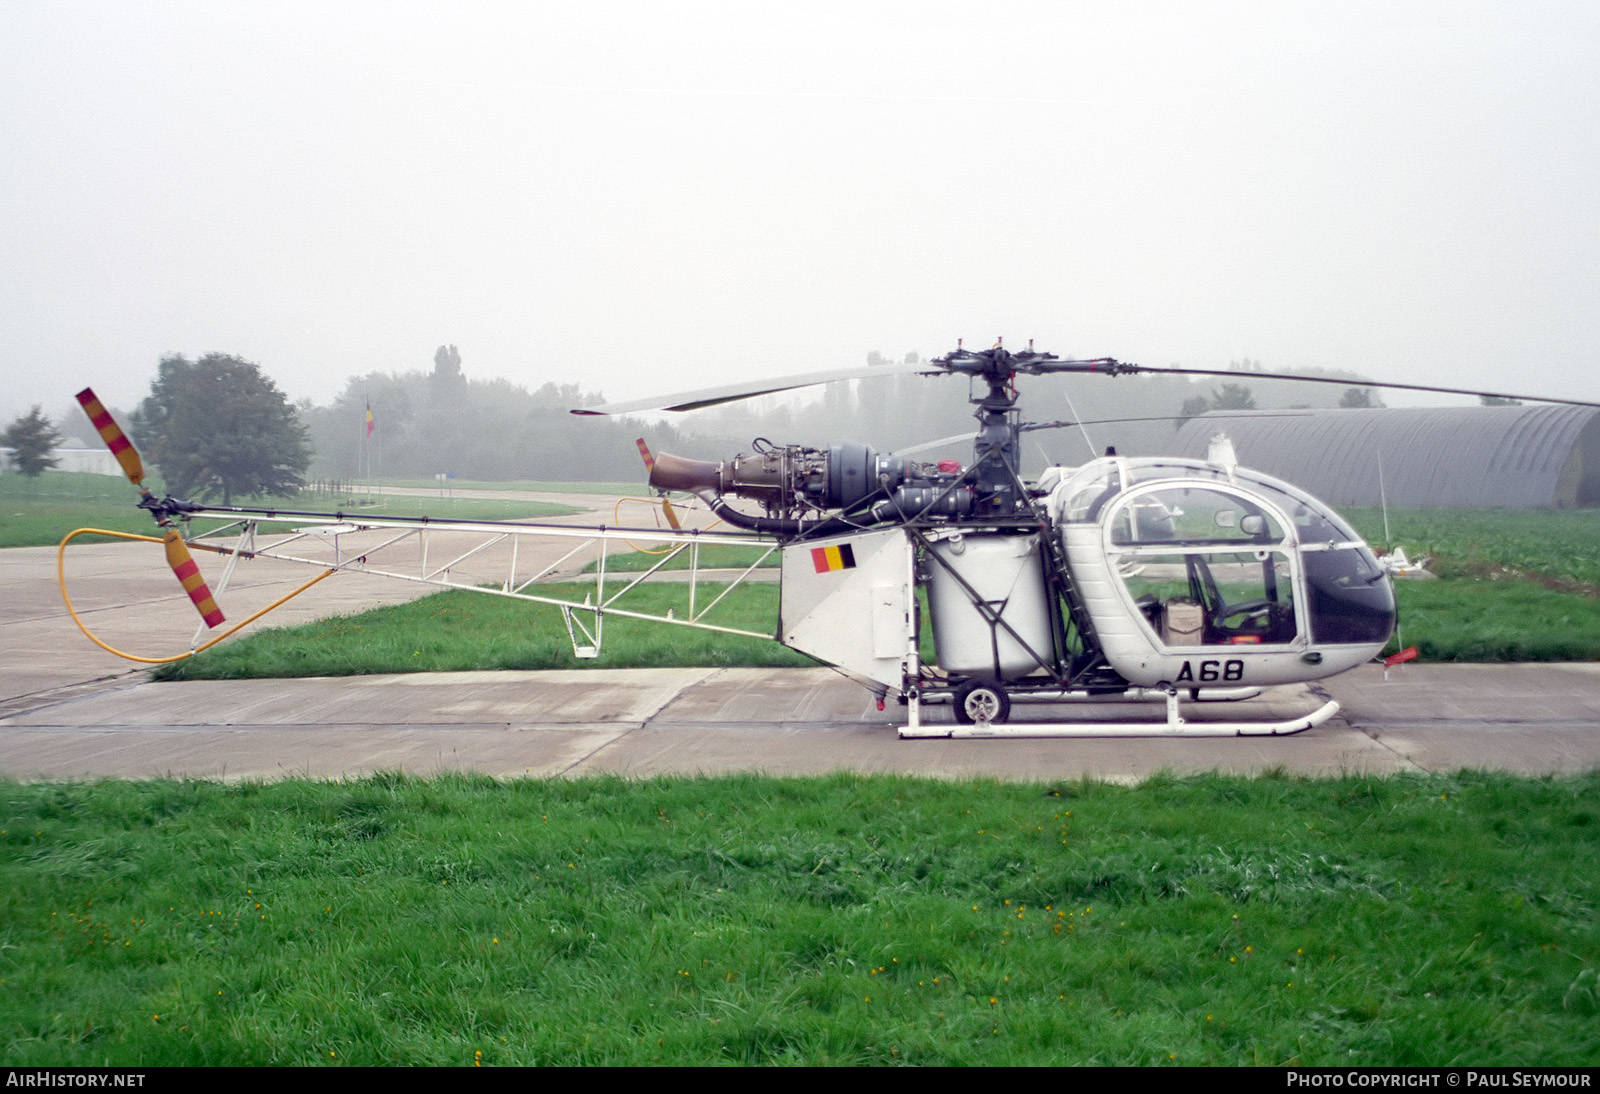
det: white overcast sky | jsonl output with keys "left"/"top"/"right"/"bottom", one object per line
{"left": 3, "top": 0, "right": 1598, "bottom": 427}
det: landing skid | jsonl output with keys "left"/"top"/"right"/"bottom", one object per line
{"left": 899, "top": 688, "right": 1340, "bottom": 739}
{"left": 918, "top": 685, "right": 1263, "bottom": 705}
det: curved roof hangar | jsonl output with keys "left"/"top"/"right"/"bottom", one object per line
{"left": 1169, "top": 404, "right": 1600, "bottom": 509}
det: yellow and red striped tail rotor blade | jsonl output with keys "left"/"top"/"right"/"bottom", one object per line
{"left": 636, "top": 439, "right": 682, "bottom": 528}
{"left": 659, "top": 495, "right": 682, "bottom": 530}
{"left": 75, "top": 388, "right": 145, "bottom": 486}
{"left": 163, "top": 530, "right": 225, "bottom": 628}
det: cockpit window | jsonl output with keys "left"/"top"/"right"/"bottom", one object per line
{"left": 1303, "top": 547, "right": 1396, "bottom": 643}
{"left": 1121, "top": 461, "right": 1230, "bottom": 488}
{"left": 1116, "top": 550, "right": 1299, "bottom": 647}
{"left": 1058, "top": 462, "right": 1121, "bottom": 523}
{"left": 1231, "top": 470, "right": 1362, "bottom": 545}
{"left": 1053, "top": 458, "right": 1365, "bottom": 547}
{"left": 1107, "top": 487, "right": 1285, "bottom": 547}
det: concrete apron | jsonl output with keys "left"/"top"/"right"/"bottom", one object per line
{"left": 1, "top": 663, "right": 1597, "bottom": 783}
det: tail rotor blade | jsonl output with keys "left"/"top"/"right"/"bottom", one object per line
{"left": 659, "top": 496, "right": 682, "bottom": 530}
{"left": 637, "top": 439, "right": 682, "bottom": 528}
{"left": 75, "top": 388, "right": 145, "bottom": 485}
{"left": 74, "top": 386, "right": 224, "bottom": 628}
{"left": 163, "top": 530, "right": 226, "bottom": 628}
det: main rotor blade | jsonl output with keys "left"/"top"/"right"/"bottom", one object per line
{"left": 887, "top": 412, "right": 1316, "bottom": 460}
{"left": 1020, "top": 410, "right": 1313, "bottom": 434}
{"left": 572, "top": 362, "right": 927, "bottom": 416}
{"left": 1118, "top": 365, "right": 1600, "bottom": 409}
{"left": 75, "top": 388, "right": 145, "bottom": 484}
{"left": 887, "top": 432, "right": 976, "bottom": 459}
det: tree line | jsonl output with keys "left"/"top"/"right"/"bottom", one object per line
{"left": 298, "top": 346, "right": 685, "bottom": 484}
{"left": 7, "top": 347, "right": 1414, "bottom": 500}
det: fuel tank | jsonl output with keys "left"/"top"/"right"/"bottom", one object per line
{"left": 924, "top": 531, "right": 1054, "bottom": 680}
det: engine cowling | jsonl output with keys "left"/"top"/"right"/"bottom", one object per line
{"left": 648, "top": 441, "right": 974, "bottom": 533}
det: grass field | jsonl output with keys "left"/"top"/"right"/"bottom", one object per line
{"left": 2, "top": 771, "right": 1594, "bottom": 1066}
{"left": 1337, "top": 506, "right": 1600, "bottom": 661}
{"left": 0, "top": 472, "right": 583, "bottom": 548}
{"left": 1382, "top": 580, "right": 1600, "bottom": 662}
{"left": 286, "top": 494, "right": 584, "bottom": 524}
{"left": 1341, "top": 507, "right": 1600, "bottom": 590}
{"left": 0, "top": 472, "right": 179, "bottom": 547}
{"left": 151, "top": 583, "right": 812, "bottom": 681}
{"left": 362, "top": 477, "right": 640, "bottom": 495}
{"left": 583, "top": 543, "right": 780, "bottom": 573}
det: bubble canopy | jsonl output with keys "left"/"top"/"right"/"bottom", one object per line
{"left": 1054, "top": 457, "right": 1396, "bottom": 651}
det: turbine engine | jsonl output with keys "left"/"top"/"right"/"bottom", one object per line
{"left": 648, "top": 440, "right": 974, "bottom": 533}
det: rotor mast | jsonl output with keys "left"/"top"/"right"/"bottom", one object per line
{"left": 932, "top": 339, "right": 1057, "bottom": 517}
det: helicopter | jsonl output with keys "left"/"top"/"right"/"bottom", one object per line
{"left": 574, "top": 340, "right": 1430, "bottom": 737}
{"left": 61, "top": 341, "right": 1600, "bottom": 738}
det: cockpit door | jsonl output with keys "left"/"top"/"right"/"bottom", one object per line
{"left": 1103, "top": 483, "right": 1303, "bottom": 650}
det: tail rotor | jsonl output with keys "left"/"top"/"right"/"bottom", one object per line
{"left": 636, "top": 437, "right": 682, "bottom": 530}
{"left": 74, "top": 387, "right": 226, "bottom": 628}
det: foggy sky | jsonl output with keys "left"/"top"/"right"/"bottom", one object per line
{"left": 4, "top": 0, "right": 1598, "bottom": 432}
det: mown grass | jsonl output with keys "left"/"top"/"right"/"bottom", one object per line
{"left": 277, "top": 494, "right": 583, "bottom": 523}
{"left": 1336, "top": 506, "right": 1600, "bottom": 661}
{"left": 369, "top": 477, "right": 639, "bottom": 495}
{"left": 152, "top": 583, "right": 813, "bottom": 681}
{"left": 1, "top": 771, "right": 1595, "bottom": 1066}
{"left": 1384, "top": 581, "right": 1600, "bottom": 662}
{"left": 0, "top": 472, "right": 178, "bottom": 547}
{"left": 0, "top": 472, "right": 582, "bottom": 548}
{"left": 584, "top": 544, "right": 780, "bottom": 573}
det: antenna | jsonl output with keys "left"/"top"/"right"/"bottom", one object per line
{"left": 1377, "top": 449, "right": 1391, "bottom": 549}
{"left": 1059, "top": 390, "right": 1098, "bottom": 460}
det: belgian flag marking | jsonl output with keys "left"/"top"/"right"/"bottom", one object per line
{"left": 810, "top": 543, "right": 857, "bottom": 574}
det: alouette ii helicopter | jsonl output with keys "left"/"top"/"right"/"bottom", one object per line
{"left": 62, "top": 340, "right": 1599, "bottom": 739}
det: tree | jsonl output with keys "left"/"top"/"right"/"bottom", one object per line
{"left": 1481, "top": 394, "right": 1522, "bottom": 407}
{"left": 1, "top": 406, "right": 63, "bottom": 477}
{"left": 1210, "top": 382, "right": 1257, "bottom": 410}
{"left": 1339, "top": 387, "right": 1383, "bottom": 408}
{"left": 1175, "top": 383, "right": 1257, "bottom": 428}
{"left": 432, "top": 344, "right": 464, "bottom": 385}
{"left": 133, "top": 353, "right": 310, "bottom": 504}
{"left": 1176, "top": 394, "right": 1212, "bottom": 428}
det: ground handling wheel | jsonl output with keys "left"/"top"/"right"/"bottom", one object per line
{"left": 954, "top": 680, "right": 1011, "bottom": 726}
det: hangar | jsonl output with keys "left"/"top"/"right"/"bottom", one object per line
{"left": 1169, "top": 404, "right": 1600, "bottom": 509}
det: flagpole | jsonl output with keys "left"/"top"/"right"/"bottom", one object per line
{"left": 363, "top": 398, "right": 377, "bottom": 493}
